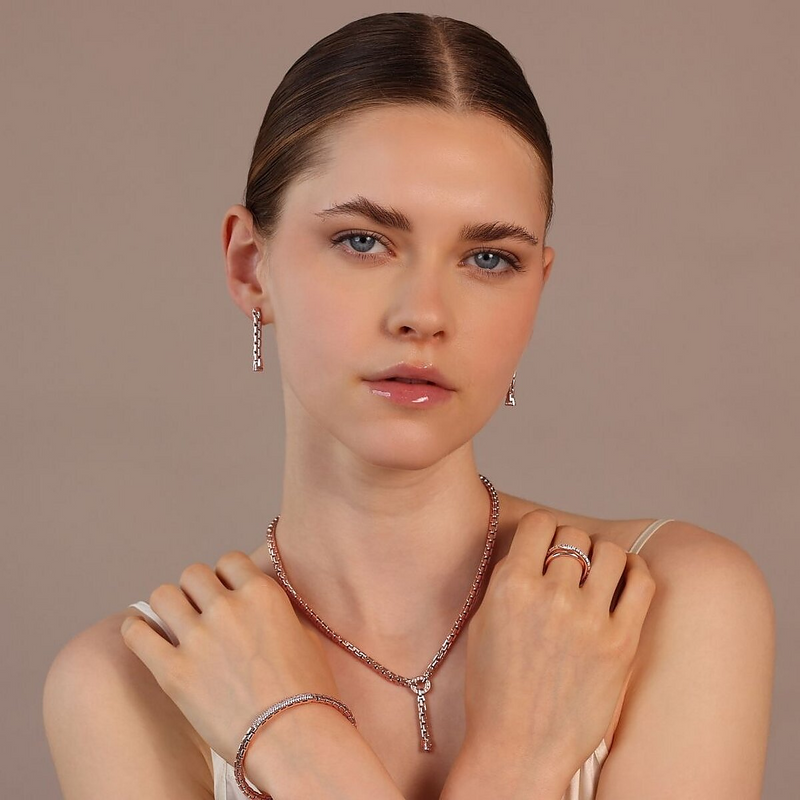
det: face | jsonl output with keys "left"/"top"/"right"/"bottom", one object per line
{"left": 229, "top": 105, "right": 555, "bottom": 471}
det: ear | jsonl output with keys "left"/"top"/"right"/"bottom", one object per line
{"left": 542, "top": 245, "right": 555, "bottom": 286}
{"left": 220, "top": 204, "right": 275, "bottom": 324}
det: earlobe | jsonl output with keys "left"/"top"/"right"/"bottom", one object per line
{"left": 221, "top": 204, "right": 275, "bottom": 323}
{"left": 542, "top": 245, "right": 555, "bottom": 285}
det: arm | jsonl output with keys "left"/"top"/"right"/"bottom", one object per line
{"left": 43, "top": 611, "right": 214, "bottom": 799}
{"left": 44, "top": 610, "right": 406, "bottom": 800}
{"left": 593, "top": 522, "right": 775, "bottom": 799}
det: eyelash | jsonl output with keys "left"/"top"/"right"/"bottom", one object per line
{"left": 329, "top": 229, "right": 527, "bottom": 279}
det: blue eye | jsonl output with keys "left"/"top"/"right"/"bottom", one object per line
{"left": 329, "top": 229, "right": 526, "bottom": 279}
{"left": 332, "top": 231, "right": 389, "bottom": 257}
{"left": 464, "top": 249, "right": 524, "bottom": 277}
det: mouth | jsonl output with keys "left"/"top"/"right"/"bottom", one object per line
{"left": 381, "top": 377, "right": 438, "bottom": 385}
{"left": 363, "top": 363, "right": 455, "bottom": 391}
{"left": 363, "top": 376, "right": 455, "bottom": 406}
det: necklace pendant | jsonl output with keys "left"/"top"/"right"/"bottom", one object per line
{"left": 410, "top": 676, "right": 434, "bottom": 752}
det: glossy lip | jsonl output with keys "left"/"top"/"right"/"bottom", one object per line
{"left": 364, "top": 379, "right": 454, "bottom": 407}
{"left": 363, "top": 362, "right": 455, "bottom": 391}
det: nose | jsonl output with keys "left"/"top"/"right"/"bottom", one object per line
{"left": 384, "top": 262, "right": 453, "bottom": 340}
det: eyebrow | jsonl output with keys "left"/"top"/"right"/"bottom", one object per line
{"left": 313, "top": 195, "right": 539, "bottom": 248}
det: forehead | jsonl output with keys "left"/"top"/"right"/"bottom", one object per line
{"left": 285, "top": 105, "right": 546, "bottom": 229}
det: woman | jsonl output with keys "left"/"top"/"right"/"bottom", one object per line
{"left": 43, "top": 12, "right": 775, "bottom": 800}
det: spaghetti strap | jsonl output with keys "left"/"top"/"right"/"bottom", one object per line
{"left": 126, "top": 600, "right": 180, "bottom": 646}
{"left": 628, "top": 518, "right": 675, "bottom": 555}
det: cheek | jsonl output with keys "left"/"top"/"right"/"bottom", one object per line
{"left": 479, "top": 291, "right": 539, "bottom": 350}
{"left": 275, "top": 272, "right": 365, "bottom": 378}
{"left": 467, "top": 293, "right": 539, "bottom": 386}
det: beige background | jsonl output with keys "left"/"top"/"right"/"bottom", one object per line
{"left": 2, "top": 1, "right": 796, "bottom": 796}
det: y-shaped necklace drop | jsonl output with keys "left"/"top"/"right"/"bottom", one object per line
{"left": 265, "top": 473, "right": 500, "bottom": 752}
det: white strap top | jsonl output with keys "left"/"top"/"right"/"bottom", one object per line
{"left": 129, "top": 518, "right": 675, "bottom": 799}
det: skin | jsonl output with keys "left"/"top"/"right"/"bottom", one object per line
{"left": 217, "top": 104, "right": 774, "bottom": 798}
{"left": 222, "top": 104, "right": 556, "bottom": 651}
{"left": 43, "top": 103, "right": 775, "bottom": 800}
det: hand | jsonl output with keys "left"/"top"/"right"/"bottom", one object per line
{"left": 120, "top": 551, "right": 341, "bottom": 768}
{"left": 460, "top": 509, "right": 656, "bottom": 789}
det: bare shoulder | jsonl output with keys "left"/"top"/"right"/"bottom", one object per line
{"left": 595, "top": 512, "right": 774, "bottom": 614}
{"left": 613, "top": 516, "right": 776, "bottom": 676}
{"left": 592, "top": 519, "right": 775, "bottom": 796}
{"left": 43, "top": 608, "right": 214, "bottom": 798}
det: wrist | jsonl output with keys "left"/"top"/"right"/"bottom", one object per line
{"left": 242, "top": 702, "right": 404, "bottom": 799}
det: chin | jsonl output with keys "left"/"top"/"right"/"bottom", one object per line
{"left": 343, "top": 422, "right": 477, "bottom": 473}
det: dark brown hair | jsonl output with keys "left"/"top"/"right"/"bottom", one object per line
{"left": 244, "top": 12, "right": 554, "bottom": 244}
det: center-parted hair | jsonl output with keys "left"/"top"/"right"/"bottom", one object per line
{"left": 244, "top": 12, "right": 554, "bottom": 244}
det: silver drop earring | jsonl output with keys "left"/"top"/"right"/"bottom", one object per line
{"left": 252, "top": 308, "right": 263, "bottom": 372}
{"left": 505, "top": 371, "right": 517, "bottom": 406}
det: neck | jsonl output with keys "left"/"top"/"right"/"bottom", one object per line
{"left": 263, "top": 439, "right": 507, "bottom": 663}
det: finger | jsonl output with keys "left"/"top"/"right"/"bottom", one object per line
{"left": 148, "top": 583, "right": 199, "bottom": 643}
{"left": 178, "top": 561, "right": 228, "bottom": 610}
{"left": 610, "top": 553, "right": 656, "bottom": 629}
{"left": 126, "top": 601, "right": 180, "bottom": 646}
{"left": 120, "top": 615, "right": 180, "bottom": 686}
{"left": 543, "top": 525, "right": 592, "bottom": 586}
{"left": 582, "top": 539, "right": 628, "bottom": 610}
{"left": 505, "top": 508, "right": 559, "bottom": 573}
{"left": 214, "top": 550, "right": 265, "bottom": 591}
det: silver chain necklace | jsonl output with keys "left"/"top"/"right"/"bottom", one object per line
{"left": 265, "top": 473, "right": 500, "bottom": 752}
